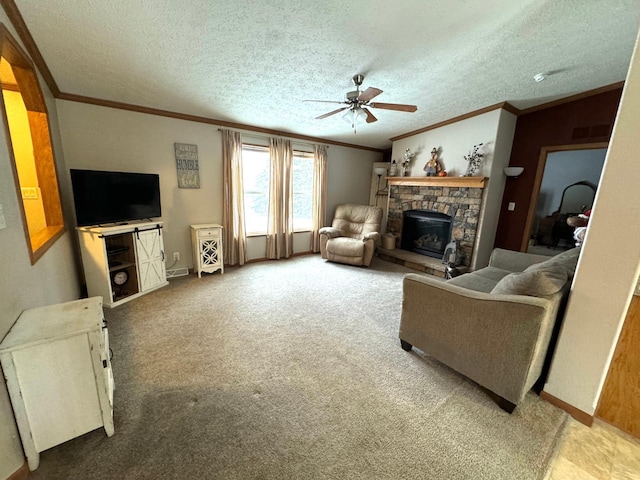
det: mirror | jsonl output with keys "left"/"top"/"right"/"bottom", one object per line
{"left": 555, "top": 180, "right": 597, "bottom": 214}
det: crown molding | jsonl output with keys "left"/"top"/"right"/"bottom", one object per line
{"left": 57, "top": 92, "right": 383, "bottom": 152}
{"left": 389, "top": 102, "right": 518, "bottom": 142}
{"left": 517, "top": 82, "right": 625, "bottom": 115}
{"left": 0, "top": 0, "right": 59, "bottom": 96}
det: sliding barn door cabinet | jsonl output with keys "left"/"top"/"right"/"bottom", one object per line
{"left": 77, "top": 221, "right": 168, "bottom": 308}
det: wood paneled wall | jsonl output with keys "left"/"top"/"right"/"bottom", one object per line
{"left": 494, "top": 88, "right": 623, "bottom": 251}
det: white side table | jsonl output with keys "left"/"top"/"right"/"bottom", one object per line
{"left": 190, "top": 224, "right": 224, "bottom": 278}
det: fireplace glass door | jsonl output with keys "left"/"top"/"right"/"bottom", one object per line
{"left": 401, "top": 210, "right": 452, "bottom": 259}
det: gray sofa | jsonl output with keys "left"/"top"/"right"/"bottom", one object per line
{"left": 399, "top": 247, "right": 581, "bottom": 412}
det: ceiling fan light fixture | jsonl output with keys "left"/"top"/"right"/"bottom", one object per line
{"left": 306, "top": 74, "right": 417, "bottom": 131}
{"left": 342, "top": 107, "right": 367, "bottom": 129}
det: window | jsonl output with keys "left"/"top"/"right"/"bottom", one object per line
{"left": 292, "top": 152, "right": 313, "bottom": 230}
{"left": 241, "top": 145, "right": 315, "bottom": 234}
{"left": 0, "top": 25, "right": 65, "bottom": 264}
{"left": 242, "top": 146, "right": 270, "bottom": 234}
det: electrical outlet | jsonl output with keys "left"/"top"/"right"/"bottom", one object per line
{"left": 173, "top": 252, "right": 180, "bottom": 261}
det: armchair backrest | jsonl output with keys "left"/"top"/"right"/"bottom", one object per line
{"left": 331, "top": 204, "right": 383, "bottom": 239}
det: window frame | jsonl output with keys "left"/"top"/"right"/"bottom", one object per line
{"left": 291, "top": 150, "right": 314, "bottom": 232}
{"left": 241, "top": 143, "right": 315, "bottom": 235}
{"left": 0, "top": 24, "right": 66, "bottom": 264}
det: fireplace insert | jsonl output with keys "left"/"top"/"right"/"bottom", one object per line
{"left": 401, "top": 210, "right": 452, "bottom": 259}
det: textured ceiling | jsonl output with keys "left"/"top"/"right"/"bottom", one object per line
{"left": 13, "top": 0, "right": 640, "bottom": 150}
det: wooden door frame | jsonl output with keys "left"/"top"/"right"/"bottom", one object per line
{"left": 520, "top": 142, "right": 609, "bottom": 252}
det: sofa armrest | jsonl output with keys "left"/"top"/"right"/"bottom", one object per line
{"left": 400, "top": 273, "right": 556, "bottom": 404}
{"left": 362, "top": 231, "right": 380, "bottom": 244}
{"left": 488, "top": 248, "right": 551, "bottom": 272}
{"left": 319, "top": 227, "right": 342, "bottom": 239}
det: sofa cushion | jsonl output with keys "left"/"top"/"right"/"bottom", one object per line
{"left": 491, "top": 264, "right": 567, "bottom": 297}
{"left": 326, "top": 237, "right": 363, "bottom": 257}
{"left": 447, "top": 273, "right": 499, "bottom": 293}
{"left": 471, "top": 266, "right": 513, "bottom": 283}
{"left": 540, "top": 247, "right": 581, "bottom": 278}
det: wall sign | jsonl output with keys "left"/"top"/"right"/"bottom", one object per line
{"left": 174, "top": 143, "right": 200, "bottom": 188}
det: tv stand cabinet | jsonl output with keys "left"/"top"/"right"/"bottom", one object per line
{"left": 77, "top": 221, "right": 168, "bottom": 308}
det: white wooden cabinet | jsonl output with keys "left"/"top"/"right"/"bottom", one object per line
{"left": 77, "top": 221, "right": 168, "bottom": 308}
{"left": 190, "top": 224, "right": 224, "bottom": 277}
{"left": 0, "top": 297, "right": 114, "bottom": 471}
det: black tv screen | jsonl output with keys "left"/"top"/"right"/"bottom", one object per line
{"left": 70, "top": 169, "right": 161, "bottom": 226}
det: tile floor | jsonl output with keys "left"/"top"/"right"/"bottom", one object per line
{"left": 548, "top": 418, "right": 640, "bottom": 479}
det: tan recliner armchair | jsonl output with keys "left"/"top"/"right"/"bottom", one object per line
{"left": 319, "top": 204, "right": 383, "bottom": 266}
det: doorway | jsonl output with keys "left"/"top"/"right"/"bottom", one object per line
{"left": 521, "top": 143, "right": 608, "bottom": 255}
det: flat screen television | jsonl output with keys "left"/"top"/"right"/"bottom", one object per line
{"left": 70, "top": 169, "right": 162, "bottom": 227}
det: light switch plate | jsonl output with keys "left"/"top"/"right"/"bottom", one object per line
{"left": 21, "top": 187, "right": 38, "bottom": 199}
{"left": 508, "top": 202, "right": 516, "bottom": 211}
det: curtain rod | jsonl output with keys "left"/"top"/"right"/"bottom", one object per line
{"left": 217, "top": 128, "right": 329, "bottom": 148}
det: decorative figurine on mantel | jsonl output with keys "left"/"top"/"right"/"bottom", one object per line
{"left": 401, "top": 148, "right": 415, "bottom": 176}
{"left": 423, "top": 147, "right": 441, "bottom": 176}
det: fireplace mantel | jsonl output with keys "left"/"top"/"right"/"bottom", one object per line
{"left": 387, "top": 176, "right": 487, "bottom": 188}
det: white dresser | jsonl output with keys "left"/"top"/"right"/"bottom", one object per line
{"left": 0, "top": 297, "right": 114, "bottom": 470}
{"left": 190, "top": 224, "right": 224, "bottom": 277}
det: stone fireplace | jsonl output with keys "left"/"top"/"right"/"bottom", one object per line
{"left": 384, "top": 177, "right": 486, "bottom": 268}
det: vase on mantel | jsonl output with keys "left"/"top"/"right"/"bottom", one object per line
{"left": 463, "top": 143, "right": 484, "bottom": 177}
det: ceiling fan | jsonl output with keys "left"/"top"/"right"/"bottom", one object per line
{"left": 304, "top": 74, "right": 418, "bottom": 132}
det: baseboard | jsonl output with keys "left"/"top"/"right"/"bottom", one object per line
{"left": 7, "top": 461, "right": 28, "bottom": 480}
{"left": 243, "top": 251, "right": 317, "bottom": 264}
{"left": 540, "top": 391, "right": 594, "bottom": 427}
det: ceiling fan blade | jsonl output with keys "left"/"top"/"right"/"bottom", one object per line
{"left": 369, "top": 102, "right": 418, "bottom": 112}
{"left": 304, "top": 99, "right": 345, "bottom": 104}
{"left": 315, "top": 107, "right": 348, "bottom": 120}
{"left": 358, "top": 87, "right": 383, "bottom": 102}
{"left": 363, "top": 108, "right": 377, "bottom": 123}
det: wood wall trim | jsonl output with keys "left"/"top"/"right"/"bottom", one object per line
{"left": 57, "top": 92, "right": 383, "bottom": 153}
{"left": 387, "top": 176, "right": 487, "bottom": 188}
{"left": 596, "top": 295, "right": 640, "bottom": 439}
{"left": 518, "top": 82, "right": 625, "bottom": 116}
{"left": 540, "top": 391, "right": 594, "bottom": 427}
{"left": 1, "top": 81, "right": 19, "bottom": 91}
{"left": 7, "top": 460, "right": 29, "bottom": 480}
{"left": 389, "top": 102, "right": 518, "bottom": 142}
{"left": 0, "top": 1, "right": 59, "bottom": 96}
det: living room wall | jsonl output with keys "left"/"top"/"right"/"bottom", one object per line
{"left": 389, "top": 107, "right": 517, "bottom": 269}
{"left": 55, "top": 100, "right": 382, "bottom": 265}
{"left": 0, "top": 17, "right": 82, "bottom": 480}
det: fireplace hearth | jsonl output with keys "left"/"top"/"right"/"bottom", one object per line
{"left": 401, "top": 210, "right": 452, "bottom": 259}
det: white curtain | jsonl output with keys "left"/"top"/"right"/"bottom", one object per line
{"left": 266, "top": 137, "right": 294, "bottom": 259}
{"left": 221, "top": 129, "right": 247, "bottom": 265}
{"left": 311, "top": 144, "right": 328, "bottom": 253}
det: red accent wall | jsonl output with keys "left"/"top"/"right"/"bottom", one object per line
{"left": 494, "top": 88, "right": 623, "bottom": 251}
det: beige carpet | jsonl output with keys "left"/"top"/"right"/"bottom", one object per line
{"left": 30, "top": 255, "right": 567, "bottom": 479}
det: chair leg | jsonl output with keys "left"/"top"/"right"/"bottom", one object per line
{"left": 400, "top": 339, "right": 413, "bottom": 352}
